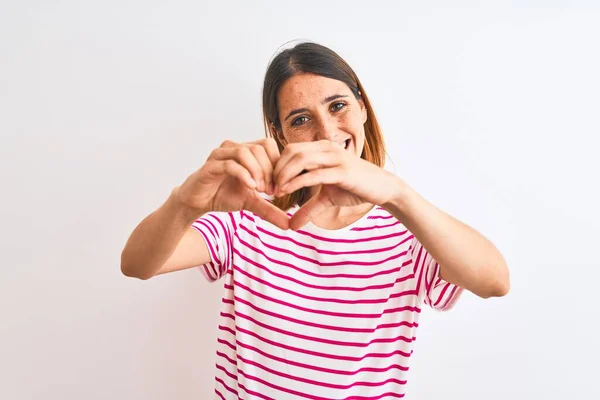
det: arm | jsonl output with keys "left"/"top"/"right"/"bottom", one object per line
{"left": 383, "top": 179, "right": 510, "bottom": 299}
{"left": 120, "top": 187, "right": 211, "bottom": 280}
{"left": 120, "top": 138, "right": 288, "bottom": 280}
{"left": 270, "top": 140, "right": 509, "bottom": 299}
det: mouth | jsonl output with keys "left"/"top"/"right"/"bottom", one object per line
{"left": 337, "top": 138, "right": 351, "bottom": 150}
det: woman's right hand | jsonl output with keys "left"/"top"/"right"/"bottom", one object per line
{"left": 175, "top": 138, "right": 290, "bottom": 229}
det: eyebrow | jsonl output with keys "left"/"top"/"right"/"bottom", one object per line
{"left": 283, "top": 94, "right": 349, "bottom": 122}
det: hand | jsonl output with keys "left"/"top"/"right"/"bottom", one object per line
{"left": 176, "top": 138, "right": 290, "bottom": 230}
{"left": 273, "top": 140, "right": 399, "bottom": 230}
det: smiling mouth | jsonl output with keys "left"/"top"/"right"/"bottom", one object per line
{"left": 338, "top": 139, "right": 351, "bottom": 149}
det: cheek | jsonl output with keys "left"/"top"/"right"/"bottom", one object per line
{"left": 281, "top": 129, "right": 315, "bottom": 144}
{"left": 341, "top": 111, "right": 365, "bottom": 139}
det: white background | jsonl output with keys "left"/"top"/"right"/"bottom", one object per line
{"left": 1, "top": 1, "right": 599, "bottom": 399}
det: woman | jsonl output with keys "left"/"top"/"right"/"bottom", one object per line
{"left": 121, "top": 42, "right": 510, "bottom": 399}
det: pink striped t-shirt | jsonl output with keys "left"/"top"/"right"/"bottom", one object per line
{"left": 192, "top": 204, "right": 463, "bottom": 399}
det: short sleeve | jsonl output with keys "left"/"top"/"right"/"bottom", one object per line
{"left": 191, "top": 211, "right": 238, "bottom": 282}
{"left": 411, "top": 236, "right": 463, "bottom": 311}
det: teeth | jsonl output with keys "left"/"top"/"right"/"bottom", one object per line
{"left": 334, "top": 139, "right": 349, "bottom": 149}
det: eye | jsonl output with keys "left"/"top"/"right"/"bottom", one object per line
{"left": 291, "top": 116, "right": 309, "bottom": 126}
{"left": 330, "top": 102, "right": 346, "bottom": 112}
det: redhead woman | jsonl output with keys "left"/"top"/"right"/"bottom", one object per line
{"left": 121, "top": 41, "right": 509, "bottom": 399}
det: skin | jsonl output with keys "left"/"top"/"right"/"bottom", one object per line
{"left": 121, "top": 72, "right": 510, "bottom": 299}
{"left": 271, "top": 73, "right": 510, "bottom": 298}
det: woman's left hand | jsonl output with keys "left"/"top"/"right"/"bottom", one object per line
{"left": 273, "top": 140, "right": 399, "bottom": 230}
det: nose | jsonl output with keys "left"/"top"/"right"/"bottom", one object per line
{"left": 314, "top": 115, "right": 339, "bottom": 142}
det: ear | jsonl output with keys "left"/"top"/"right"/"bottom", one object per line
{"left": 359, "top": 96, "right": 368, "bottom": 124}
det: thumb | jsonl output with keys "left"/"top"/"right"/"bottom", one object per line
{"left": 244, "top": 192, "right": 290, "bottom": 230}
{"left": 289, "top": 193, "right": 331, "bottom": 231}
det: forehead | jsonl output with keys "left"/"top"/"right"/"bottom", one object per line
{"left": 277, "top": 73, "right": 351, "bottom": 108}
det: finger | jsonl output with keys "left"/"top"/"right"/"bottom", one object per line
{"left": 273, "top": 140, "right": 333, "bottom": 180}
{"left": 247, "top": 144, "right": 275, "bottom": 194}
{"left": 276, "top": 152, "right": 341, "bottom": 193}
{"left": 279, "top": 166, "right": 344, "bottom": 196}
{"left": 251, "top": 138, "right": 282, "bottom": 194}
{"left": 213, "top": 159, "right": 257, "bottom": 190}
{"left": 245, "top": 194, "right": 290, "bottom": 230}
{"left": 212, "top": 147, "right": 264, "bottom": 188}
{"left": 250, "top": 138, "right": 281, "bottom": 165}
{"left": 289, "top": 193, "right": 331, "bottom": 231}
{"left": 218, "top": 139, "right": 239, "bottom": 148}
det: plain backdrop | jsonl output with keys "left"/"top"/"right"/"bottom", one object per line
{"left": 1, "top": 1, "right": 599, "bottom": 399}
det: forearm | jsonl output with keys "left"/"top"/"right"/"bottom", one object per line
{"left": 383, "top": 178, "right": 510, "bottom": 298}
{"left": 120, "top": 187, "right": 207, "bottom": 280}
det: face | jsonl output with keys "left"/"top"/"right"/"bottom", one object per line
{"left": 273, "top": 73, "right": 368, "bottom": 157}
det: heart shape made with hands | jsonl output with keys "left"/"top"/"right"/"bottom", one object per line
{"left": 225, "top": 139, "right": 392, "bottom": 232}
{"left": 248, "top": 169, "right": 368, "bottom": 232}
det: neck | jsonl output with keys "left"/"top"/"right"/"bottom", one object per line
{"left": 303, "top": 186, "right": 374, "bottom": 230}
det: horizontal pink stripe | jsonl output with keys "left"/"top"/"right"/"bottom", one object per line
{"left": 367, "top": 214, "right": 395, "bottom": 220}
{"left": 217, "top": 350, "right": 237, "bottom": 368}
{"left": 214, "top": 388, "right": 226, "bottom": 400}
{"left": 237, "top": 367, "right": 332, "bottom": 400}
{"left": 234, "top": 243, "right": 409, "bottom": 279}
{"left": 233, "top": 248, "right": 413, "bottom": 288}
{"left": 297, "top": 227, "right": 409, "bottom": 244}
{"left": 232, "top": 265, "right": 419, "bottom": 310}
{"left": 221, "top": 312, "right": 236, "bottom": 321}
{"left": 345, "top": 392, "right": 405, "bottom": 399}
{"left": 246, "top": 223, "right": 412, "bottom": 255}
{"left": 351, "top": 220, "right": 401, "bottom": 231}
{"left": 233, "top": 292, "right": 419, "bottom": 333}
{"left": 225, "top": 281, "right": 417, "bottom": 305}
{"left": 218, "top": 338, "right": 236, "bottom": 352}
{"left": 235, "top": 338, "right": 409, "bottom": 376}
{"left": 215, "top": 368, "right": 238, "bottom": 394}
{"left": 219, "top": 324, "right": 415, "bottom": 361}
{"left": 237, "top": 353, "right": 408, "bottom": 390}
{"left": 225, "top": 311, "right": 416, "bottom": 350}
{"left": 223, "top": 276, "right": 421, "bottom": 304}
{"left": 237, "top": 382, "right": 274, "bottom": 400}
{"left": 217, "top": 361, "right": 276, "bottom": 400}
{"left": 242, "top": 211, "right": 411, "bottom": 244}
{"left": 226, "top": 281, "right": 419, "bottom": 307}
{"left": 237, "top": 234, "right": 409, "bottom": 268}
{"left": 229, "top": 263, "right": 412, "bottom": 294}
{"left": 219, "top": 324, "right": 235, "bottom": 336}
{"left": 231, "top": 278, "right": 420, "bottom": 321}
